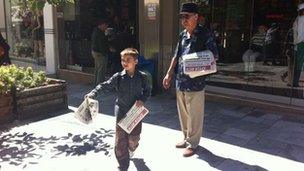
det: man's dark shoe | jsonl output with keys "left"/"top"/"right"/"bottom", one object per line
{"left": 175, "top": 141, "right": 186, "bottom": 148}
{"left": 183, "top": 147, "right": 196, "bottom": 157}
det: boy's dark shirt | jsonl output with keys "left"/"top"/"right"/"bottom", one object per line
{"left": 91, "top": 27, "right": 109, "bottom": 56}
{"left": 90, "top": 69, "right": 151, "bottom": 121}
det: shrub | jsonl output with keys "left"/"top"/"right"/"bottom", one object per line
{"left": 0, "top": 65, "right": 47, "bottom": 95}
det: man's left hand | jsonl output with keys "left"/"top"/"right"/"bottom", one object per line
{"left": 135, "top": 100, "right": 144, "bottom": 107}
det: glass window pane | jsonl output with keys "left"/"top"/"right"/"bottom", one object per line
{"left": 6, "top": 0, "right": 45, "bottom": 67}
{"left": 206, "top": 0, "right": 303, "bottom": 102}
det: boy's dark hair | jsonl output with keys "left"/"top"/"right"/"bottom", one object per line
{"left": 120, "top": 48, "right": 139, "bottom": 60}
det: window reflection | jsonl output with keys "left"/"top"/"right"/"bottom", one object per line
{"left": 198, "top": 0, "right": 303, "bottom": 100}
{"left": 7, "top": 0, "right": 45, "bottom": 65}
{"left": 61, "top": 0, "right": 137, "bottom": 75}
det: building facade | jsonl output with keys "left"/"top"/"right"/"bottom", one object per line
{"left": 1, "top": 0, "right": 303, "bottom": 109}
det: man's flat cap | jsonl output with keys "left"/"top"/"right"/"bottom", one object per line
{"left": 180, "top": 2, "right": 198, "bottom": 13}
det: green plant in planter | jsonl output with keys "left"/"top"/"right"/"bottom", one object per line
{"left": 0, "top": 65, "right": 47, "bottom": 95}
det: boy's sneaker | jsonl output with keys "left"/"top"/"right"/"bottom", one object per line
{"left": 129, "top": 150, "right": 135, "bottom": 158}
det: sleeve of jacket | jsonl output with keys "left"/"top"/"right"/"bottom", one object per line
{"left": 89, "top": 72, "right": 119, "bottom": 98}
{"left": 205, "top": 31, "right": 219, "bottom": 58}
{"left": 138, "top": 73, "right": 151, "bottom": 102}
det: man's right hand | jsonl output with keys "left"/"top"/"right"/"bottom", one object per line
{"left": 84, "top": 92, "right": 95, "bottom": 99}
{"left": 162, "top": 74, "right": 172, "bottom": 90}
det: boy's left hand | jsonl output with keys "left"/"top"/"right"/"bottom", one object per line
{"left": 135, "top": 100, "right": 144, "bottom": 107}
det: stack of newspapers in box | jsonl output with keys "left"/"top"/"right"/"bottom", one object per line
{"left": 182, "top": 50, "right": 217, "bottom": 78}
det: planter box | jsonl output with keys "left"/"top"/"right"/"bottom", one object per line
{"left": 14, "top": 79, "right": 68, "bottom": 120}
{"left": 0, "top": 94, "right": 14, "bottom": 124}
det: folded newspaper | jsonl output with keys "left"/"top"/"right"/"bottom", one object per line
{"left": 75, "top": 98, "right": 99, "bottom": 124}
{"left": 182, "top": 50, "right": 217, "bottom": 78}
{"left": 118, "top": 104, "right": 149, "bottom": 134}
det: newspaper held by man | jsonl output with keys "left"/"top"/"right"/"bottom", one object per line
{"left": 118, "top": 103, "right": 149, "bottom": 134}
{"left": 75, "top": 98, "right": 99, "bottom": 124}
{"left": 182, "top": 50, "right": 217, "bottom": 78}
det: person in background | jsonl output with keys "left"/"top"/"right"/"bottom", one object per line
{"left": 242, "top": 25, "right": 267, "bottom": 72}
{"left": 263, "top": 22, "right": 281, "bottom": 65}
{"left": 32, "top": 10, "right": 44, "bottom": 62}
{"left": 292, "top": 3, "right": 304, "bottom": 87}
{"left": 91, "top": 19, "right": 109, "bottom": 86}
{"left": 162, "top": 2, "right": 218, "bottom": 157}
{"left": 85, "top": 48, "right": 151, "bottom": 171}
{"left": 0, "top": 33, "right": 11, "bottom": 66}
{"left": 280, "top": 28, "right": 294, "bottom": 86}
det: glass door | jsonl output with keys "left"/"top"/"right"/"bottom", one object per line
{"left": 207, "top": 0, "right": 252, "bottom": 91}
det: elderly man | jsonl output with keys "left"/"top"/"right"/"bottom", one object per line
{"left": 163, "top": 2, "right": 218, "bottom": 157}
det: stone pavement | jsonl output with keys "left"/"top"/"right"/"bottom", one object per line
{"left": 1, "top": 83, "right": 304, "bottom": 171}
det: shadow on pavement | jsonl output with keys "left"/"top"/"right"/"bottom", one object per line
{"left": 0, "top": 128, "right": 114, "bottom": 168}
{"left": 195, "top": 146, "right": 268, "bottom": 171}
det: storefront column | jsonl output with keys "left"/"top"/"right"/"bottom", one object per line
{"left": 43, "top": 3, "right": 58, "bottom": 75}
{"left": 139, "top": 0, "right": 160, "bottom": 60}
{"left": 139, "top": 0, "right": 179, "bottom": 93}
{"left": 139, "top": 0, "right": 160, "bottom": 92}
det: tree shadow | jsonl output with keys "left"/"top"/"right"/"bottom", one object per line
{"left": 0, "top": 128, "right": 114, "bottom": 168}
{"left": 131, "top": 158, "right": 151, "bottom": 171}
{"left": 195, "top": 146, "right": 268, "bottom": 171}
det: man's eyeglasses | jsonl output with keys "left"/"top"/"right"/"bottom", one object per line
{"left": 179, "top": 14, "right": 194, "bottom": 20}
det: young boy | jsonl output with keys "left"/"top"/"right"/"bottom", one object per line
{"left": 85, "top": 48, "right": 151, "bottom": 171}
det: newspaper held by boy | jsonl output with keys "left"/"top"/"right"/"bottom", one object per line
{"left": 118, "top": 103, "right": 149, "bottom": 134}
{"left": 75, "top": 98, "right": 99, "bottom": 124}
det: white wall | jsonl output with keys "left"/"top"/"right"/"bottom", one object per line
{"left": 43, "top": 3, "right": 58, "bottom": 75}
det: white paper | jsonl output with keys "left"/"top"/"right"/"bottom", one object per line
{"left": 182, "top": 50, "right": 217, "bottom": 78}
{"left": 118, "top": 104, "right": 149, "bottom": 134}
{"left": 74, "top": 98, "right": 99, "bottom": 124}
